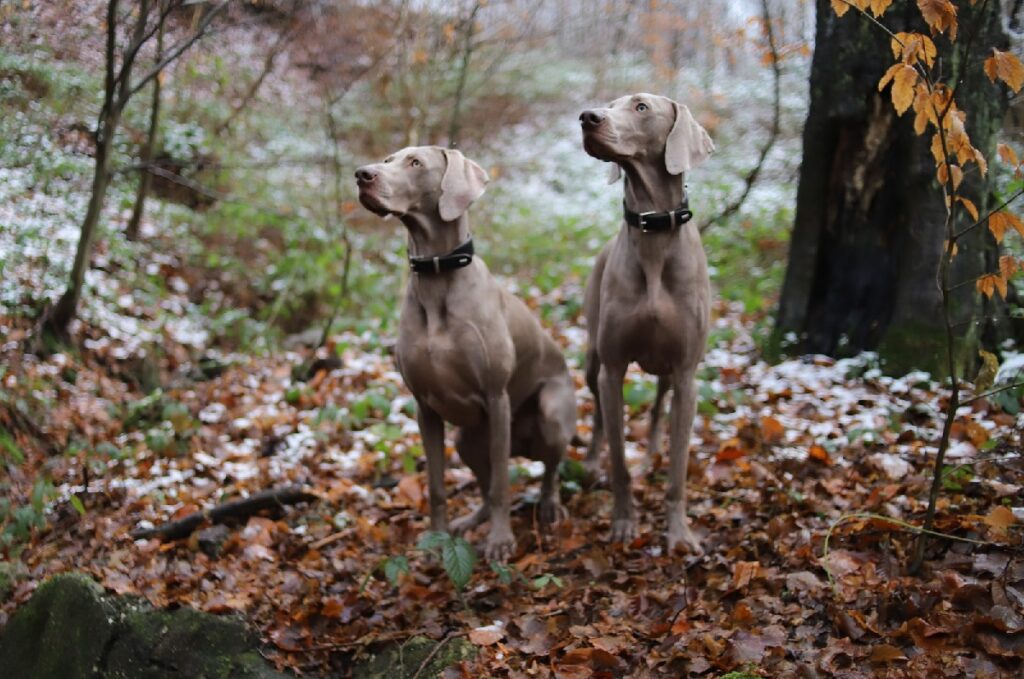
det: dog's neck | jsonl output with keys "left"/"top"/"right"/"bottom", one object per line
{"left": 620, "top": 161, "right": 684, "bottom": 214}
{"left": 399, "top": 211, "right": 471, "bottom": 259}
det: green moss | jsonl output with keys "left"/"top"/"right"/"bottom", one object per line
{"left": 0, "top": 572, "right": 116, "bottom": 679}
{"left": 0, "top": 572, "right": 288, "bottom": 679}
{"left": 354, "top": 635, "right": 477, "bottom": 679}
{"left": 876, "top": 318, "right": 975, "bottom": 379}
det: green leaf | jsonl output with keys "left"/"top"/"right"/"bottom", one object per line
{"left": 442, "top": 537, "right": 476, "bottom": 591}
{"left": 383, "top": 555, "right": 409, "bottom": 585}
{"left": 416, "top": 530, "right": 449, "bottom": 551}
{"left": 69, "top": 494, "right": 86, "bottom": 516}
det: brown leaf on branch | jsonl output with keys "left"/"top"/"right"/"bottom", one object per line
{"left": 1000, "top": 255, "right": 1019, "bottom": 280}
{"left": 879, "top": 63, "right": 918, "bottom": 115}
{"left": 976, "top": 274, "right": 1000, "bottom": 299}
{"left": 989, "top": 211, "right": 1024, "bottom": 243}
{"left": 957, "top": 196, "right": 979, "bottom": 221}
{"left": 985, "top": 49, "right": 1024, "bottom": 93}
{"left": 998, "top": 142, "right": 1020, "bottom": 167}
{"left": 892, "top": 32, "right": 936, "bottom": 67}
{"left": 869, "top": 0, "right": 894, "bottom": 17}
{"left": 830, "top": 0, "right": 851, "bottom": 17}
{"left": 917, "top": 0, "right": 958, "bottom": 40}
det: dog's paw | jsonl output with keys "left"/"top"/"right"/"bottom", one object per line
{"left": 538, "top": 497, "right": 568, "bottom": 526}
{"left": 483, "top": 530, "right": 516, "bottom": 563}
{"left": 667, "top": 517, "right": 704, "bottom": 557}
{"left": 610, "top": 517, "right": 638, "bottom": 544}
{"left": 450, "top": 505, "right": 489, "bottom": 536}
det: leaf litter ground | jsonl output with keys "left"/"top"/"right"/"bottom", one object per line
{"left": 2, "top": 284, "right": 1023, "bottom": 678}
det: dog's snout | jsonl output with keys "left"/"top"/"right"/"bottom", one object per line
{"left": 355, "top": 166, "right": 378, "bottom": 184}
{"left": 579, "top": 110, "right": 606, "bottom": 128}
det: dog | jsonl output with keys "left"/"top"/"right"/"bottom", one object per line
{"left": 579, "top": 93, "right": 714, "bottom": 554}
{"left": 355, "top": 146, "right": 576, "bottom": 561}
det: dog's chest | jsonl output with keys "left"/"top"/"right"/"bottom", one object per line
{"left": 397, "top": 312, "right": 488, "bottom": 425}
{"left": 600, "top": 256, "right": 708, "bottom": 373}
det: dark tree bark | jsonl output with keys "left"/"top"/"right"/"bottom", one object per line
{"left": 771, "top": 0, "right": 1013, "bottom": 376}
{"left": 41, "top": 0, "right": 226, "bottom": 339}
{"left": 126, "top": 1, "right": 167, "bottom": 242}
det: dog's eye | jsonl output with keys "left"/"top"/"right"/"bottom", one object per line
{"left": 384, "top": 157, "right": 393, "bottom": 164}
{"left": 410, "top": 158, "right": 421, "bottom": 167}
{"left": 636, "top": 102, "right": 648, "bottom": 112}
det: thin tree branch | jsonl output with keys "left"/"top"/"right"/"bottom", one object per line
{"left": 962, "top": 379, "right": 1024, "bottom": 405}
{"left": 952, "top": 185, "right": 1024, "bottom": 240}
{"left": 126, "top": 0, "right": 228, "bottom": 101}
{"left": 699, "top": 0, "right": 781, "bottom": 232}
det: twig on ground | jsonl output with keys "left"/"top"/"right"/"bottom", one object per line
{"left": 130, "top": 485, "right": 317, "bottom": 540}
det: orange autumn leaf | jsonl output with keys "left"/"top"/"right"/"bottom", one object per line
{"left": 998, "top": 142, "right": 1020, "bottom": 167}
{"left": 1000, "top": 254, "right": 1019, "bottom": 280}
{"left": 984, "top": 48, "right": 1024, "bottom": 93}
{"left": 830, "top": 0, "right": 851, "bottom": 16}
{"left": 976, "top": 273, "right": 1004, "bottom": 299}
{"left": 957, "top": 196, "right": 979, "bottom": 221}
{"left": 716, "top": 437, "right": 746, "bottom": 462}
{"left": 989, "top": 211, "right": 1024, "bottom": 243}
{"left": 917, "top": 0, "right": 957, "bottom": 40}
{"left": 321, "top": 597, "right": 345, "bottom": 618}
{"left": 879, "top": 63, "right": 918, "bottom": 115}
{"left": 892, "top": 32, "right": 936, "bottom": 67}
{"left": 869, "top": 0, "right": 894, "bottom": 17}
{"left": 808, "top": 444, "right": 831, "bottom": 464}
{"left": 760, "top": 415, "right": 785, "bottom": 443}
{"left": 984, "top": 505, "right": 1016, "bottom": 532}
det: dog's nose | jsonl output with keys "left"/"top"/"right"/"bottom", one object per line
{"left": 355, "top": 166, "right": 377, "bottom": 184}
{"left": 579, "top": 110, "right": 606, "bottom": 128}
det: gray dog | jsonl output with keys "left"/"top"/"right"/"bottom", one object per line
{"left": 579, "top": 93, "right": 714, "bottom": 555}
{"left": 355, "top": 146, "right": 576, "bottom": 561}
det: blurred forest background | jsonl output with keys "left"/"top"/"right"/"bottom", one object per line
{"left": 3, "top": 1, "right": 1024, "bottom": 677}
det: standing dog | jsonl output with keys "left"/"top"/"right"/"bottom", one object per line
{"left": 355, "top": 146, "right": 576, "bottom": 561}
{"left": 579, "top": 94, "right": 714, "bottom": 554}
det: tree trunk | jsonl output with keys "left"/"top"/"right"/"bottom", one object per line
{"left": 771, "top": 0, "right": 1012, "bottom": 376}
{"left": 46, "top": 118, "right": 116, "bottom": 336}
{"left": 126, "top": 6, "right": 166, "bottom": 242}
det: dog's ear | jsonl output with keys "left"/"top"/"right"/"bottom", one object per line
{"left": 607, "top": 162, "right": 622, "bottom": 184}
{"left": 439, "top": 149, "right": 488, "bottom": 222}
{"left": 665, "top": 100, "right": 714, "bottom": 175}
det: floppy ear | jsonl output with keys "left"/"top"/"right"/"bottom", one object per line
{"left": 665, "top": 101, "right": 715, "bottom": 175}
{"left": 607, "top": 162, "right": 622, "bottom": 184}
{"left": 439, "top": 149, "right": 489, "bottom": 221}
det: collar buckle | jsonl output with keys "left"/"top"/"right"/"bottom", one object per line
{"left": 637, "top": 211, "right": 655, "bottom": 233}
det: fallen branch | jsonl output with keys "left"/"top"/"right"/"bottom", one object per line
{"left": 130, "top": 485, "right": 317, "bottom": 540}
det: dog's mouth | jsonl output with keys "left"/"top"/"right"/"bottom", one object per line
{"left": 357, "top": 188, "right": 392, "bottom": 216}
{"left": 581, "top": 130, "right": 619, "bottom": 161}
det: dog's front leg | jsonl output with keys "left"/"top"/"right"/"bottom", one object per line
{"left": 598, "top": 362, "right": 635, "bottom": 543}
{"left": 417, "top": 399, "right": 448, "bottom": 533}
{"left": 666, "top": 371, "right": 703, "bottom": 555}
{"left": 484, "top": 391, "right": 515, "bottom": 562}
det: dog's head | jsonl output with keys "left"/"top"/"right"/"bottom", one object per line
{"left": 579, "top": 93, "right": 714, "bottom": 183}
{"left": 355, "top": 146, "right": 489, "bottom": 222}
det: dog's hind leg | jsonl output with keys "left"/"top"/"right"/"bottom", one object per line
{"left": 583, "top": 348, "right": 604, "bottom": 475}
{"left": 450, "top": 425, "right": 491, "bottom": 535}
{"left": 535, "top": 377, "right": 574, "bottom": 525}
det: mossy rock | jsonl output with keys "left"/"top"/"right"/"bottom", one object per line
{"left": 354, "top": 635, "right": 477, "bottom": 679}
{"left": 0, "top": 572, "right": 289, "bottom": 679}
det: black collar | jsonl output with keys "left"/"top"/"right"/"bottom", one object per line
{"left": 408, "top": 238, "right": 474, "bottom": 274}
{"left": 623, "top": 198, "right": 693, "bottom": 233}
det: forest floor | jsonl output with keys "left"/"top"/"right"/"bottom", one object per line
{"left": 2, "top": 278, "right": 1023, "bottom": 677}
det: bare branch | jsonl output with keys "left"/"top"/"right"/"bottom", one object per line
{"left": 962, "top": 380, "right": 1024, "bottom": 405}
{"left": 126, "top": 0, "right": 229, "bottom": 101}
{"left": 699, "top": 0, "right": 781, "bottom": 232}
